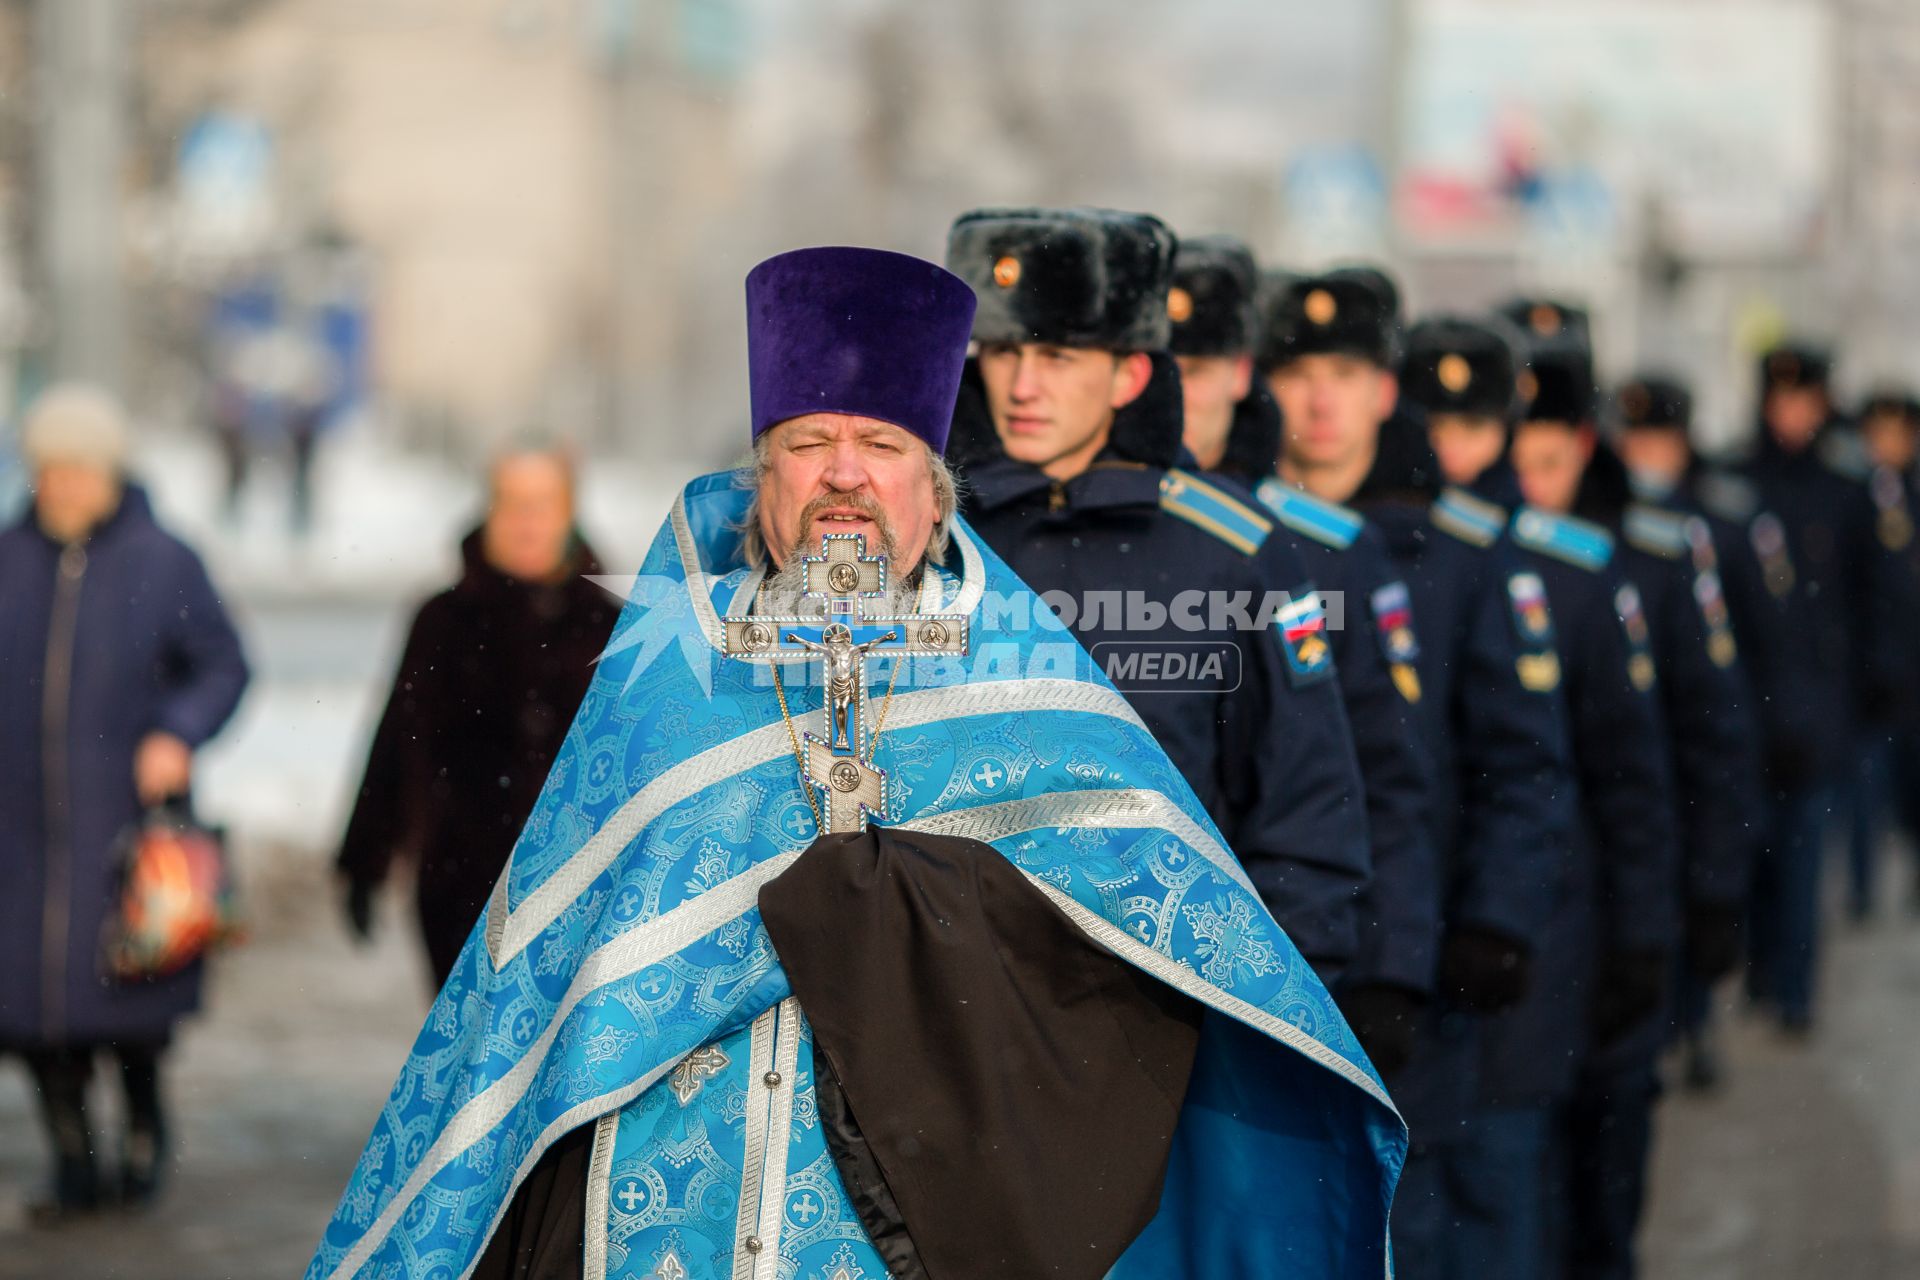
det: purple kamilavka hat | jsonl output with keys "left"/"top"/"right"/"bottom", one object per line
{"left": 746, "top": 246, "right": 977, "bottom": 454}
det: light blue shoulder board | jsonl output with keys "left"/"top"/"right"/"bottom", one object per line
{"left": 1432, "top": 486, "right": 1507, "bottom": 548}
{"left": 1622, "top": 503, "right": 1688, "bottom": 559}
{"left": 1512, "top": 505, "right": 1615, "bottom": 571}
{"left": 1160, "top": 468, "right": 1272, "bottom": 556}
{"left": 1254, "top": 477, "right": 1363, "bottom": 550}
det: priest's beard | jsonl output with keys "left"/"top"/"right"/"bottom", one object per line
{"left": 759, "top": 492, "right": 923, "bottom": 616}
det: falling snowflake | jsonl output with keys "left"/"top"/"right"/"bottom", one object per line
{"left": 1181, "top": 895, "right": 1284, "bottom": 988}
{"left": 589, "top": 573, "right": 717, "bottom": 699}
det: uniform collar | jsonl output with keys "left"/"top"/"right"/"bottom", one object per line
{"left": 964, "top": 450, "right": 1162, "bottom": 516}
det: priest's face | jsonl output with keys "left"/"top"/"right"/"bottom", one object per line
{"left": 977, "top": 342, "right": 1153, "bottom": 481}
{"left": 759, "top": 414, "right": 938, "bottom": 572}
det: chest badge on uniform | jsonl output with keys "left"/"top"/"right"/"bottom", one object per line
{"left": 1615, "top": 583, "right": 1657, "bottom": 692}
{"left": 1370, "top": 580, "right": 1422, "bottom": 703}
{"left": 1507, "top": 571, "right": 1561, "bottom": 691}
{"left": 1692, "top": 569, "right": 1738, "bottom": 669}
{"left": 1872, "top": 467, "right": 1913, "bottom": 551}
{"left": 1507, "top": 571, "right": 1554, "bottom": 646}
{"left": 1276, "top": 588, "right": 1335, "bottom": 687}
{"left": 1750, "top": 512, "right": 1795, "bottom": 599}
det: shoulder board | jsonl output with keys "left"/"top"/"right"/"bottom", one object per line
{"left": 1254, "top": 477, "right": 1363, "bottom": 550}
{"left": 1159, "top": 469, "right": 1272, "bottom": 556}
{"left": 1695, "top": 471, "right": 1759, "bottom": 524}
{"left": 1511, "top": 505, "right": 1615, "bottom": 571}
{"left": 1819, "top": 431, "right": 1872, "bottom": 482}
{"left": 1431, "top": 487, "right": 1508, "bottom": 548}
{"left": 1621, "top": 503, "right": 1688, "bottom": 559}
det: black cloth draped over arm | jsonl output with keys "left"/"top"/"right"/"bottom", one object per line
{"left": 759, "top": 826, "right": 1203, "bottom": 1280}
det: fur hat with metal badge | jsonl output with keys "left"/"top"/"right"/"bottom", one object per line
{"left": 945, "top": 206, "right": 1176, "bottom": 352}
{"left": 1400, "top": 314, "right": 1522, "bottom": 421}
{"left": 1257, "top": 266, "right": 1402, "bottom": 372}
{"left": 1168, "top": 234, "right": 1261, "bottom": 358}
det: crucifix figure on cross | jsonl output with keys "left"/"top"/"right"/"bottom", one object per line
{"left": 721, "top": 533, "right": 968, "bottom": 833}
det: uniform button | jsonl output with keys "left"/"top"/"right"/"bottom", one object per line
{"left": 745, "top": 1236, "right": 763, "bottom": 1253}
{"left": 763, "top": 1071, "right": 782, "bottom": 1088}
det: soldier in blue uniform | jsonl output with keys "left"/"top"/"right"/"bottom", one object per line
{"left": 1407, "top": 310, "right": 1679, "bottom": 1280}
{"left": 1717, "top": 343, "right": 1891, "bottom": 1033}
{"left": 1508, "top": 346, "right": 1765, "bottom": 1280}
{"left": 1611, "top": 372, "right": 1798, "bottom": 1085}
{"left": 1168, "top": 234, "right": 1439, "bottom": 1075}
{"left": 942, "top": 207, "right": 1371, "bottom": 982}
{"left": 1849, "top": 389, "right": 1920, "bottom": 918}
{"left": 1264, "top": 269, "right": 1575, "bottom": 1279}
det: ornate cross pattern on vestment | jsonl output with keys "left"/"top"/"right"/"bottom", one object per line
{"left": 721, "top": 533, "right": 968, "bottom": 832}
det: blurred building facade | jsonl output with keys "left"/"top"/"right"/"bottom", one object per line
{"left": 0, "top": 0, "right": 1916, "bottom": 469}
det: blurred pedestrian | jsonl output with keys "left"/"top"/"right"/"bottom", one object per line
{"left": 1722, "top": 345, "right": 1891, "bottom": 1035}
{"left": 1850, "top": 389, "right": 1920, "bottom": 918}
{"left": 337, "top": 444, "right": 617, "bottom": 987}
{"left": 0, "top": 384, "right": 251, "bottom": 1219}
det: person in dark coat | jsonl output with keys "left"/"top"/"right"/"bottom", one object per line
{"left": 1850, "top": 390, "right": 1920, "bottom": 917}
{"left": 1716, "top": 344, "right": 1892, "bottom": 1034}
{"left": 1264, "top": 272, "right": 1578, "bottom": 1280}
{"left": 1511, "top": 351, "right": 1762, "bottom": 1280}
{"left": 943, "top": 206, "right": 1372, "bottom": 981}
{"left": 337, "top": 447, "right": 618, "bottom": 988}
{"left": 0, "top": 384, "right": 251, "bottom": 1218}
{"left": 1169, "top": 234, "right": 1440, "bottom": 1076}
{"left": 1403, "top": 310, "right": 1677, "bottom": 1280}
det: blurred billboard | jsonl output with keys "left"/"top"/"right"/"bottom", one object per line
{"left": 1400, "top": 0, "right": 1834, "bottom": 260}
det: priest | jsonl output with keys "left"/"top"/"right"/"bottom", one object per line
{"left": 306, "top": 245, "right": 1404, "bottom": 1280}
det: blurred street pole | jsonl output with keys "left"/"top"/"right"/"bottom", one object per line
{"left": 34, "top": 0, "right": 126, "bottom": 393}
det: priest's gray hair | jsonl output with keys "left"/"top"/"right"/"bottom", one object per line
{"left": 736, "top": 433, "right": 960, "bottom": 571}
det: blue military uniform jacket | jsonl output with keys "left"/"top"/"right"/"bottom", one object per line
{"left": 1207, "top": 385, "right": 1440, "bottom": 997}
{"left": 1251, "top": 478, "right": 1439, "bottom": 995}
{"left": 950, "top": 355, "right": 1371, "bottom": 972}
{"left": 1348, "top": 443, "right": 1576, "bottom": 1135}
{"left": 1706, "top": 431, "right": 1892, "bottom": 784}
{"left": 1612, "top": 498, "right": 1763, "bottom": 912}
{"left": 1863, "top": 460, "right": 1920, "bottom": 732}
{"left": 1468, "top": 469, "right": 1678, "bottom": 1106}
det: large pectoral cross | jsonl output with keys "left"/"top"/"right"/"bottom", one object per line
{"left": 722, "top": 534, "right": 968, "bottom": 832}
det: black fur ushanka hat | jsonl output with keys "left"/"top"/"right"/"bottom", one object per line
{"left": 946, "top": 207, "right": 1176, "bottom": 352}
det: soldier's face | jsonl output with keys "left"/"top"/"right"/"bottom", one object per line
{"left": 1269, "top": 354, "right": 1396, "bottom": 473}
{"left": 1862, "top": 411, "right": 1918, "bottom": 471}
{"left": 1427, "top": 413, "right": 1508, "bottom": 488}
{"left": 977, "top": 343, "right": 1153, "bottom": 481}
{"left": 1509, "top": 420, "right": 1594, "bottom": 514}
{"left": 1617, "top": 427, "right": 1692, "bottom": 493}
{"left": 1763, "top": 386, "right": 1827, "bottom": 452}
{"left": 1175, "top": 354, "right": 1254, "bottom": 471}
{"left": 758, "top": 414, "right": 937, "bottom": 572}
